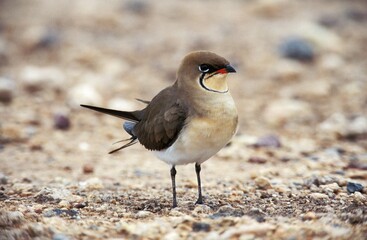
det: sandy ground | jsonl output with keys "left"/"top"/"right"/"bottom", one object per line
{"left": 0, "top": 0, "right": 367, "bottom": 239}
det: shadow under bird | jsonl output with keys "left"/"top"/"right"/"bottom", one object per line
{"left": 81, "top": 51, "right": 238, "bottom": 208}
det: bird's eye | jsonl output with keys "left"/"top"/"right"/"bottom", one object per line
{"left": 198, "top": 64, "right": 210, "bottom": 73}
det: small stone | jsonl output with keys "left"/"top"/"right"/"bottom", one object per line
{"left": 302, "top": 211, "right": 317, "bottom": 220}
{"left": 248, "top": 156, "right": 267, "bottom": 164}
{"left": 53, "top": 233, "right": 70, "bottom": 240}
{"left": 279, "top": 36, "right": 314, "bottom": 62}
{"left": 20, "top": 66, "right": 65, "bottom": 92}
{"left": 79, "top": 178, "right": 104, "bottom": 191}
{"left": 58, "top": 200, "right": 71, "bottom": 209}
{"left": 353, "top": 192, "right": 366, "bottom": 202}
{"left": 0, "top": 77, "right": 16, "bottom": 103}
{"left": 135, "top": 210, "right": 153, "bottom": 218}
{"left": 263, "top": 98, "right": 313, "bottom": 126}
{"left": 0, "top": 172, "right": 8, "bottom": 184}
{"left": 73, "top": 202, "right": 87, "bottom": 209}
{"left": 211, "top": 205, "right": 244, "bottom": 218}
{"left": 54, "top": 113, "right": 71, "bottom": 130}
{"left": 192, "top": 222, "right": 211, "bottom": 232}
{"left": 310, "top": 192, "right": 329, "bottom": 201}
{"left": 254, "top": 134, "right": 281, "bottom": 148}
{"left": 83, "top": 164, "right": 94, "bottom": 174}
{"left": 254, "top": 177, "right": 272, "bottom": 190}
{"left": 43, "top": 209, "right": 79, "bottom": 218}
{"left": 124, "top": 0, "right": 150, "bottom": 15}
{"left": 68, "top": 83, "right": 102, "bottom": 108}
{"left": 192, "top": 204, "right": 212, "bottom": 215}
{"left": 320, "top": 183, "right": 340, "bottom": 193}
{"left": 347, "top": 182, "right": 364, "bottom": 193}
{"left": 273, "top": 60, "right": 304, "bottom": 81}
{"left": 22, "top": 27, "right": 60, "bottom": 51}
{"left": 34, "top": 188, "right": 73, "bottom": 203}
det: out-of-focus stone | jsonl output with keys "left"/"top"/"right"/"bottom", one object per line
{"left": 83, "top": 164, "right": 94, "bottom": 174}
{"left": 263, "top": 98, "right": 314, "bottom": 126}
{"left": 254, "top": 134, "right": 281, "bottom": 148}
{"left": 254, "top": 177, "right": 272, "bottom": 190}
{"left": 347, "top": 182, "right": 364, "bottom": 193}
{"left": 135, "top": 210, "right": 153, "bottom": 219}
{"left": 319, "top": 113, "right": 367, "bottom": 138}
{"left": 34, "top": 188, "right": 73, "bottom": 203}
{"left": 310, "top": 192, "right": 329, "bottom": 201}
{"left": 21, "top": 26, "right": 60, "bottom": 50}
{"left": 0, "top": 172, "right": 8, "bottom": 184}
{"left": 294, "top": 22, "right": 343, "bottom": 53}
{"left": 220, "top": 223, "right": 276, "bottom": 238}
{"left": 20, "top": 66, "right": 65, "bottom": 92}
{"left": 0, "top": 77, "right": 16, "bottom": 103}
{"left": 302, "top": 211, "right": 317, "bottom": 220}
{"left": 353, "top": 192, "right": 366, "bottom": 203}
{"left": 79, "top": 178, "right": 104, "bottom": 191}
{"left": 58, "top": 200, "right": 71, "bottom": 209}
{"left": 251, "top": 0, "right": 287, "bottom": 17}
{"left": 319, "top": 53, "right": 344, "bottom": 71}
{"left": 320, "top": 183, "right": 340, "bottom": 193}
{"left": 273, "top": 60, "right": 304, "bottom": 81}
{"left": 279, "top": 36, "right": 315, "bottom": 62}
{"left": 68, "top": 83, "right": 103, "bottom": 108}
{"left": 53, "top": 113, "right": 71, "bottom": 130}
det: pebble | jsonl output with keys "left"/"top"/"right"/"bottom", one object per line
{"left": 53, "top": 233, "right": 70, "bottom": 240}
{"left": 310, "top": 192, "right": 329, "bottom": 201}
{"left": 192, "top": 222, "right": 211, "bottom": 232}
{"left": 263, "top": 98, "right": 313, "bottom": 126}
{"left": 253, "top": 134, "right": 281, "bottom": 148}
{"left": 0, "top": 77, "right": 16, "bottom": 103}
{"left": 34, "top": 188, "right": 73, "bottom": 203}
{"left": 211, "top": 205, "right": 244, "bottom": 218}
{"left": 0, "top": 172, "right": 8, "bottom": 184}
{"left": 83, "top": 164, "right": 94, "bottom": 174}
{"left": 302, "top": 211, "right": 317, "bottom": 220}
{"left": 248, "top": 156, "right": 267, "bottom": 164}
{"left": 279, "top": 36, "right": 314, "bottom": 62}
{"left": 0, "top": 210, "right": 25, "bottom": 226}
{"left": 54, "top": 113, "right": 71, "bottom": 130}
{"left": 346, "top": 182, "right": 363, "bottom": 194}
{"left": 273, "top": 60, "right": 304, "bottom": 81}
{"left": 320, "top": 183, "right": 340, "bottom": 193}
{"left": 254, "top": 177, "right": 272, "bottom": 190}
{"left": 21, "top": 26, "right": 60, "bottom": 50}
{"left": 58, "top": 200, "right": 71, "bottom": 209}
{"left": 68, "top": 83, "right": 103, "bottom": 108}
{"left": 79, "top": 178, "right": 104, "bottom": 191}
{"left": 319, "top": 113, "right": 367, "bottom": 138}
{"left": 20, "top": 66, "right": 65, "bottom": 92}
{"left": 353, "top": 192, "right": 366, "bottom": 203}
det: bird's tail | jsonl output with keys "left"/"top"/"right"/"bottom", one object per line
{"left": 80, "top": 104, "right": 141, "bottom": 122}
{"left": 109, "top": 137, "right": 138, "bottom": 154}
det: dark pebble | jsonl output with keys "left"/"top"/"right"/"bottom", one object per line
{"left": 44, "top": 209, "right": 79, "bottom": 218}
{"left": 124, "top": 0, "right": 149, "bottom": 15}
{"left": 74, "top": 202, "right": 87, "bottom": 209}
{"left": 279, "top": 37, "right": 315, "bottom": 62}
{"left": 54, "top": 114, "right": 71, "bottom": 130}
{"left": 83, "top": 164, "right": 94, "bottom": 174}
{"left": 36, "top": 28, "right": 60, "bottom": 50}
{"left": 345, "top": 9, "right": 367, "bottom": 22}
{"left": 248, "top": 156, "right": 267, "bottom": 164}
{"left": 254, "top": 134, "right": 281, "bottom": 148}
{"left": 347, "top": 182, "right": 364, "bottom": 193}
{"left": 192, "top": 222, "right": 211, "bottom": 232}
{"left": 0, "top": 172, "right": 8, "bottom": 184}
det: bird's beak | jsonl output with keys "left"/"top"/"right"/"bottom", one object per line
{"left": 216, "top": 64, "right": 236, "bottom": 74}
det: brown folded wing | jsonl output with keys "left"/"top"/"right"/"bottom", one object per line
{"left": 134, "top": 86, "right": 188, "bottom": 151}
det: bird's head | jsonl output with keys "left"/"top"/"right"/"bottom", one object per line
{"left": 177, "top": 51, "right": 236, "bottom": 94}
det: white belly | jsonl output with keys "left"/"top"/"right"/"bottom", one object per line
{"left": 154, "top": 97, "right": 238, "bottom": 166}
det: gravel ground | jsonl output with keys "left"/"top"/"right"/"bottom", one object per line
{"left": 0, "top": 0, "right": 367, "bottom": 239}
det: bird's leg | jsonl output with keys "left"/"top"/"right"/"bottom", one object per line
{"left": 170, "top": 166, "right": 177, "bottom": 208}
{"left": 195, "top": 163, "right": 203, "bottom": 204}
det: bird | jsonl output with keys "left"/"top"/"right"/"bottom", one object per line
{"left": 81, "top": 51, "right": 238, "bottom": 208}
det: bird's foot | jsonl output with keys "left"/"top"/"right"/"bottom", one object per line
{"left": 195, "top": 197, "right": 203, "bottom": 205}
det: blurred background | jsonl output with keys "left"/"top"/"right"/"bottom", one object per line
{"left": 1, "top": 0, "right": 367, "bottom": 206}
{"left": 0, "top": 0, "right": 367, "bottom": 238}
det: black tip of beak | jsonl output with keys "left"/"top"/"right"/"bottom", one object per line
{"left": 226, "top": 64, "right": 236, "bottom": 73}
